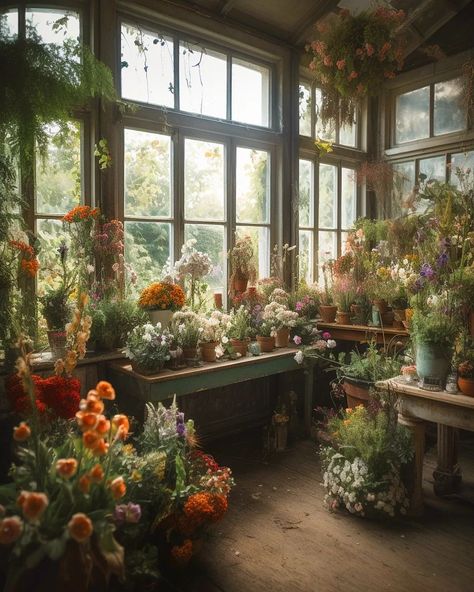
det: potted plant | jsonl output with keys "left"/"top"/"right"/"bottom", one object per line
{"left": 125, "top": 322, "right": 171, "bottom": 375}
{"left": 228, "top": 306, "right": 252, "bottom": 357}
{"left": 199, "top": 310, "right": 231, "bottom": 363}
{"left": 333, "top": 278, "right": 355, "bottom": 325}
{"left": 412, "top": 309, "right": 460, "bottom": 389}
{"left": 391, "top": 293, "right": 409, "bottom": 329}
{"left": 88, "top": 298, "right": 146, "bottom": 351}
{"left": 259, "top": 301, "right": 299, "bottom": 349}
{"left": 255, "top": 319, "right": 276, "bottom": 353}
{"left": 319, "top": 262, "right": 337, "bottom": 323}
{"left": 169, "top": 311, "right": 202, "bottom": 364}
{"left": 228, "top": 235, "right": 257, "bottom": 295}
{"left": 457, "top": 348, "right": 474, "bottom": 396}
{"left": 138, "top": 281, "right": 185, "bottom": 328}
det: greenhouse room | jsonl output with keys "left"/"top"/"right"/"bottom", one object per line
{"left": 1, "top": 0, "right": 474, "bottom": 590}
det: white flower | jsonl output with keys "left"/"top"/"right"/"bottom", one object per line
{"left": 143, "top": 333, "right": 152, "bottom": 343}
{"left": 87, "top": 264, "right": 95, "bottom": 274}
{"left": 294, "top": 350, "right": 304, "bottom": 364}
{"left": 326, "top": 339, "right": 336, "bottom": 349}
{"left": 222, "top": 335, "right": 229, "bottom": 344}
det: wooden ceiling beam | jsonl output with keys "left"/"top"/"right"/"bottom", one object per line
{"left": 218, "top": 0, "right": 239, "bottom": 16}
{"left": 290, "top": 0, "right": 340, "bottom": 46}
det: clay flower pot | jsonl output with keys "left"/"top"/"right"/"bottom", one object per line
{"left": 182, "top": 346, "right": 199, "bottom": 365}
{"left": 200, "top": 342, "right": 218, "bottom": 362}
{"left": 319, "top": 305, "right": 337, "bottom": 323}
{"left": 233, "top": 276, "right": 248, "bottom": 294}
{"left": 336, "top": 311, "right": 351, "bottom": 325}
{"left": 275, "top": 327, "right": 289, "bottom": 348}
{"left": 257, "top": 335, "right": 275, "bottom": 352}
{"left": 230, "top": 338, "right": 249, "bottom": 357}
{"left": 458, "top": 377, "right": 474, "bottom": 397}
{"left": 342, "top": 377, "right": 372, "bottom": 408}
{"left": 373, "top": 299, "right": 388, "bottom": 314}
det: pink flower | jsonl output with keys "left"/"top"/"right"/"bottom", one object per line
{"left": 322, "top": 332, "right": 331, "bottom": 340}
{"left": 293, "top": 335, "right": 302, "bottom": 346}
{"left": 348, "top": 71, "right": 359, "bottom": 80}
{"left": 365, "top": 43, "right": 375, "bottom": 56}
{"left": 315, "top": 340, "right": 327, "bottom": 351}
{"left": 323, "top": 55, "right": 333, "bottom": 67}
{"left": 336, "top": 59, "right": 346, "bottom": 70}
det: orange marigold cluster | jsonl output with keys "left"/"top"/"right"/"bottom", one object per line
{"left": 10, "top": 240, "right": 40, "bottom": 277}
{"left": 62, "top": 205, "right": 100, "bottom": 223}
{"left": 170, "top": 539, "right": 193, "bottom": 564}
{"left": 138, "top": 281, "right": 185, "bottom": 311}
{"left": 182, "top": 492, "right": 228, "bottom": 530}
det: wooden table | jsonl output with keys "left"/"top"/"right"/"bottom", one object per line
{"left": 380, "top": 378, "right": 474, "bottom": 515}
{"left": 317, "top": 322, "right": 409, "bottom": 344}
{"left": 107, "top": 347, "right": 314, "bottom": 435}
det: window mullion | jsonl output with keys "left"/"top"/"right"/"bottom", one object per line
{"left": 314, "top": 157, "right": 319, "bottom": 282}
{"left": 227, "top": 55, "right": 232, "bottom": 121}
{"left": 173, "top": 35, "right": 180, "bottom": 112}
{"left": 174, "top": 130, "right": 184, "bottom": 264}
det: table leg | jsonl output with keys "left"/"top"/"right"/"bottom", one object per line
{"left": 398, "top": 412, "right": 425, "bottom": 516}
{"left": 304, "top": 365, "right": 314, "bottom": 437}
{"left": 433, "top": 424, "right": 462, "bottom": 496}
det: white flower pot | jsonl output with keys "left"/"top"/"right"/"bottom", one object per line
{"left": 148, "top": 309, "right": 174, "bottom": 329}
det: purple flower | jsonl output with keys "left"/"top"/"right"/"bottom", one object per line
{"left": 437, "top": 251, "right": 449, "bottom": 267}
{"left": 420, "top": 263, "right": 435, "bottom": 280}
{"left": 177, "top": 422, "right": 186, "bottom": 437}
{"left": 293, "top": 335, "right": 302, "bottom": 345}
{"left": 58, "top": 242, "right": 68, "bottom": 263}
{"left": 114, "top": 503, "right": 141, "bottom": 524}
{"left": 322, "top": 331, "right": 331, "bottom": 340}
{"left": 177, "top": 412, "right": 184, "bottom": 424}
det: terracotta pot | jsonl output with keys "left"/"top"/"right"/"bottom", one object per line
{"left": 200, "top": 342, "right": 218, "bottom": 362}
{"left": 257, "top": 335, "right": 275, "bottom": 352}
{"left": 168, "top": 348, "right": 184, "bottom": 370}
{"left": 47, "top": 330, "right": 67, "bottom": 360}
{"left": 319, "top": 305, "right": 337, "bottom": 323}
{"left": 213, "top": 292, "right": 223, "bottom": 309}
{"left": 373, "top": 299, "right": 388, "bottom": 314}
{"left": 148, "top": 309, "right": 174, "bottom": 329}
{"left": 458, "top": 377, "right": 474, "bottom": 397}
{"left": 342, "top": 377, "right": 372, "bottom": 408}
{"left": 230, "top": 338, "right": 249, "bottom": 357}
{"left": 336, "top": 311, "right": 351, "bottom": 325}
{"left": 182, "top": 346, "right": 198, "bottom": 361}
{"left": 275, "top": 327, "right": 290, "bottom": 348}
{"left": 381, "top": 311, "right": 395, "bottom": 326}
{"left": 131, "top": 360, "right": 164, "bottom": 375}
{"left": 233, "top": 276, "right": 248, "bottom": 294}
{"left": 273, "top": 422, "right": 288, "bottom": 452}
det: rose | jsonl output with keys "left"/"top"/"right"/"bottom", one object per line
{"left": 293, "top": 335, "right": 302, "bottom": 345}
{"left": 56, "top": 458, "right": 78, "bottom": 480}
{"left": 17, "top": 492, "right": 49, "bottom": 523}
{"left": 68, "top": 513, "right": 93, "bottom": 543}
{"left": 0, "top": 516, "right": 23, "bottom": 545}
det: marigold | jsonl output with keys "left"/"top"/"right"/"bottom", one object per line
{"left": 76, "top": 411, "right": 99, "bottom": 431}
{"left": 95, "top": 416, "right": 111, "bottom": 435}
{"left": 19, "top": 492, "right": 49, "bottom": 523}
{"left": 90, "top": 464, "right": 104, "bottom": 483}
{"left": 68, "top": 513, "right": 93, "bottom": 543}
{"left": 0, "top": 516, "right": 23, "bottom": 545}
{"left": 62, "top": 205, "right": 100, "bottom": 224}
{"left": 183, "top": 492, "right": 228, "bottom": 529}
{"left": 13, "top": 422, "right": 31, "bottom": 442}
{"left": 56, "top": 458, "right": 78, "bottom": 480}
{"left": 96, "top": 380, "right": 115, "bottom": 400}
{"left": 110, "top": 477, "right": 126, "bottom": 499}
{"left": 171, "top": 539, "right": 193, "bottom": 564}
{"left": 138, "top": 282, "right": 185, "bottom": 311}
{"left": 80, "top": 393, "right": 104, "bottom": 414}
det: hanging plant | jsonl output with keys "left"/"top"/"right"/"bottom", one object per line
{"left": 306, "top": 6, "right": 406, "bottom": 125}
{"left": 0, "top": 29, "right": 117, "bottom": 165}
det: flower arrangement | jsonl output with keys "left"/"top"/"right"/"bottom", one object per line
{"left": 199, "top": 309, "right": 231, "bottom": 344}
{"left": 228, "top": 306, "right": 252, "bottom": 341}
{"left": 169, "top": 310, "right": 203, "bottom": 349}
{"left": 293, "top": 330, "right": 337, "bottom": 365}
{"left": 39, "top": 242, "right": 75, "bottom": 331}
{"left": 269, "top": 287, "right": 290, "bottom": 305}
{"left": 228, "top": 235, "right": 257, "bottom": 293}
{"left": 320, "top": 405, "right": 412, "bottom": 517}
{"left": 138, "top": 281, "right": 185, "bottom": 311}
{"left": 306, "top": 7, "right": 405, "bottom": 124}
{"left": 125, "top": 323, "right": 171, "bottom": 373}
{"left": 260, "top": 301, "right": 299, "bottom": 335}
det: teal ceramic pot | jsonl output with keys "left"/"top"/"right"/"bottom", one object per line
{"left": 416, "top": 342, "right": 453, "bottom": 387}
{"left": 371, "top": 306, "right": 381, "bottom": 327}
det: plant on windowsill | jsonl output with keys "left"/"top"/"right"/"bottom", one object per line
{"left": 333, "top": 277, "right": 355, "bottom": 325}
{"left": 125, "top": 323, "right": 171, "bottom": 375}
{"left": 319, "top": 261, "right": 337, "bottom": 323}
{"left": 457, "top": 344, "right": 474, "bottom": 396}
{"left": 228, "top": 306, "right": 252, "bottom": 357}
{"left": 228, "top": 235, "right": 257, "bottom": 296}
{"left": 138, "top": 281, "right": 185, "bottom": 328}
{"left": 198, "top": 309, "right": 231, "bottom": 362}
{"left": 169, "top": 311, "right": 203, "bottom": 363}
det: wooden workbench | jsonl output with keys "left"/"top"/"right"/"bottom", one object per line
{"left": 317, "top": 322, "right": 409, "bottom": 344}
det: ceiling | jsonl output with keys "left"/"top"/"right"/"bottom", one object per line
{"left": 178, "top": 0, "right": 474, "bottom": 68}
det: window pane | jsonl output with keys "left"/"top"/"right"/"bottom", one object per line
{"left": 299, "top": 159, "right": 313, "bottom": 227}
{"left": 180, "top": 43, "right": 227, "bottom": 119}
{"left": 36, "top": 219, "right": 67, "bottom": 294}
{"left": 434, "top": 78, "right": 465, "bottom": 136}
{"left": 419, "top": 156, "right": 446, "bottom": 182}
{"left": 299, "top": 83, "right": 311, "bottom": 137}
{"left": 341, "top": 168, "right": 356, "bottom": 229}
{"left": 26, "top": 8, "right": 80, "bottom": 44}
{"left": 298, "top": 230, "right": 313, "bottom": 284}
{"left": 121, "top": 24, "right": 174, "bottom": 108}
{"left": 236, "top": 147, "right": 270, "bottom": 224}
{"left": 232, "top": 58, "right": 269, "bottom": 127}
{"left": 451, "top": 151, "right": 474, "bottom": 186}
{"left": 124, "top": 129, "right": 172, "bottom": 218}
{"left": 395, "top": 86, "right": 430, "bottom": 143}
{"left": 185, "top": 139, "right": 225, "bottom": 221}
{"left": 0, "top": 9, "right": 18, "bottom": 37}
{"left": 392, "top": 161, "right": 415, "bottom": 213}
{"left": 185, "top": 224, "right": 225, "bottom": 292}
{"left": 339, "top": 120, "right": 357, "bottom": 148}
{"left": 319, "top": 163, "right": 337, "bottom": 229}
{"left": 315, "top": 88, "right": 336, "bottom": 142}
{"left": 318, "top": 231, "right": 337, "bottom": 276}
{"left": 36, "top": 123, "right": 82, "bottom": 215}
{"left": 125, "top": 221, "right": 172, "bottom": 289}
{"left": 236, "top": 225, "right": 270, "bottom": 279}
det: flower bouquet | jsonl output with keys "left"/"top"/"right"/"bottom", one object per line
{"left": 198, "top": 310, "right": 231, "bottom": 362}
{"left": 259, "top": 301, "right": 299, "bottom": 349}
{"left": 125, "top": 323, "right": 171, "bottom": 375}
{"left": 138, "top": 281, "right": 185, "bottom": 328}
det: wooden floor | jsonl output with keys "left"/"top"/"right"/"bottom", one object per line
{"left": 166, "top": 435, "right": 474, "bottom": 592}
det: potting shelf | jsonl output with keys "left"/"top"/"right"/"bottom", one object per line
{"left": 317, "top": 322, "right": 409, "bottom": 344}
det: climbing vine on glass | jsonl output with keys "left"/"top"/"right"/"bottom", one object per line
{"left": 306, "top": 6, "right": 406, "bottom": 125}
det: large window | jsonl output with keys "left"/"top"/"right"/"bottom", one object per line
{"left": 298, "top": 159, "right": 358, "bottom": 283}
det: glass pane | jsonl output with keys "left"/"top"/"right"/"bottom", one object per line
{"left": 318, "top": 163, "right": 337, "bottom": 229}
{"left": 451, "top": 151, "right": 474, "bottom": 187}
{"left": 392, "top": 161, "right": 415, "bottom": 213}
{"left": 395, "top": 86, "right": 430, "bottom": 144}
{"left": 236, "top": 147, "right": 270, "bottom": 224}
{"left": 434, "top": 78, "right": 466, "bottom": 136}
{"left": 26, "top": 8, "right": 80, "bottom": 44}
{"left": 232, "top": 58, "right": 270, "bottom": 127}
{"left": 419, "top": 156, "right": 446, "bottom": 182}
{"left": 299, "top": 159, "right": 313, "bottom": 227}
{"left": 339, "top": 119, "right": 357, "bottom": 147}
{"left": 125, "top": 221, "right": 172, "bottom": 289}
{"left": 341, "top": 167, "right": 357, "bottom": 229}
{"left": 318, "top": 231, "right": 337, "bottom": 276}
{"left": 185, "top": 224, "right": 225, "bottom": 292}
{"left": 298, "top": 230, "right": 313, "bottom": 284}
{"left": 341, "top": 231, "right": 350, "bottom": 254}
{"left": 121, "top": 24, "right": 174, "bottom": 108}
{"left": 180, "top": 43, "right": 227, "bottom": 119}
{"left": 185, "top": 139, "right": 225, "bottom": 221}
{"left": 0, "top": 9, "right": 18, "bottom": 37}
{"left": 299, "top": 83, "right": 312, "bottom": 137}
{"left": 124, "top": 129, "right": 172, "bottom": 217}
{"left": 315, "top": 88, "right": 336, "bottom": 142}
{"left": 36, "top": 123, "right": 82, "bottom": 215}
{"left": 236, "top": 225, "right": 270, "bottom": 279}
{"left": 36, "top": 219, "right": 67, "bottom": 294}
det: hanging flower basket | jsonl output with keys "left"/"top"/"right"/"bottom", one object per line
{"left": 306, "top": 7, "right": 406, "bottom": 125}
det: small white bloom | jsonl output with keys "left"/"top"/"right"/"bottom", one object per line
{"left": 294, "top": 350, "right": 304, "bottom": 364}
{"left": 326, "top": 339, "right": 336, "bottom": 349}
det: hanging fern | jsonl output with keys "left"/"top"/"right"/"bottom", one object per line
{"left": 0, "top": 29, "right": 117, "bottom": 165}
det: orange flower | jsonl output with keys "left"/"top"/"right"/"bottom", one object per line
{"left": 92, "top": 439, "right": 109, "bottom": 457}
{"left": 95, "top": 415, "right": 111, "bottom": 435}
{"left": 62, "top": 205, "right": 100, "bottom": 224}
{"left": 13, "top": 422, "right": 31, "bottom": 442}
{"left": 56, "top": 458, "right": 78, "bottom": 480}
{"left": 0, "top": 516, "right": 23, "bottom": 545}
{"left": 81, "top": 393, "right": 104, "bottom": 414}
{"left": 110, "top": 477, "right": 126, "bottom": 499}
{"left": 171, "top": 539, "right": 193, "bottom": 563}
{"left": 112, "top": 414, "right": 130, "bottom": 440}
{"left": 68, "top": 513, "right": 93, "bottom": 543}
{"left": 343, "top": 419, "right": 351, "bottom": 426}
{"left": 19, "top": 492, "right": 49, "bottom": 523}
{"left": 20, "top": 258, "right": 40, "bottom": 277}
{"left": 96, "top": 381, "right": 115, "bottom": 400}
{"left": 83, "top": 430, "right": 101, "bottom": 449}
{"left": 138, "top": 282, "right": 185, "bottom": 311}
{"left": 78, "top": 475, "right": 91, "bottom": 494}
{"left": 76, "top": 411, "right": 99, "bottom": 431}
{"left": 89, "top": 464, "right": 104, "bottom": 483}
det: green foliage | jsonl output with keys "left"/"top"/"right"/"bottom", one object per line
{"left": 94, "top": 138, "right": 112, "bottom": 170}
{"left": 353, "top": 217, "right": 388, "bottom": 250}
{"left": 39, "top": 286, "right": 72, "bottom": 330}
{"left": 125, "top": 323, "right": 170, "bottom": 371}
{"left": 228, "top": 306, "right": 252, "bottom": 340}
{"left": 337, "top": 341, "right": 402, "bottom": 383}
{"left": 89, "top": 299, "right": 146, "bottom": 350}
{"left": 411, "top": 309, "right": 460, "bottom": 346}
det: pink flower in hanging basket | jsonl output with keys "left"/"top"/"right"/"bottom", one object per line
{"left": 336, "top": 59, "right": 346, "bottom": 70}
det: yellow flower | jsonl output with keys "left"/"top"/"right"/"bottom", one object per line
{"left": 131, "top": 470, "right": 142, "bottom": 482}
